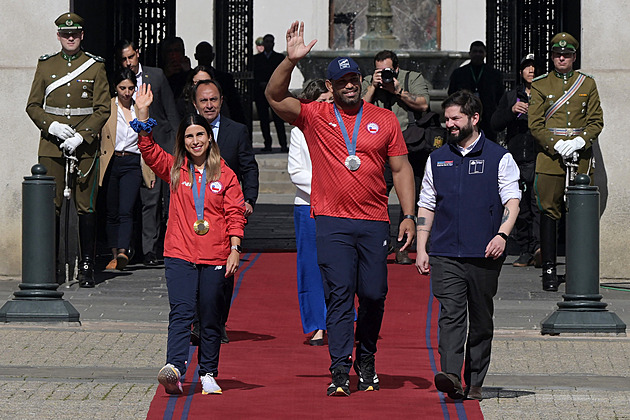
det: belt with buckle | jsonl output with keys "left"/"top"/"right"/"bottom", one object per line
{"left": 44, "top": 105, "right": 94, "bottom": 116}
{"left": 114, "top": 151, "right": 139, "bottom": 157}
{"left": 548, "top": 127, "right": 584, "bottom": 136}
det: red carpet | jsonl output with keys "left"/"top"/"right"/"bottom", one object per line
{"left": 146, "top": 252, "right": 484, "bottom": 420}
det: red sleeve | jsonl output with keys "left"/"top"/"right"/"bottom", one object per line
{"left": 387, "top": 113, "right": 408, "bottom": 157}
{"left": 292, "top": 100, "right": 315, "bottom": 132}
{"left": 222, "top": 164, "right": 246, "bottom": 238}
{"left": 138, "top": 134, "right": 174, "bottom": 182}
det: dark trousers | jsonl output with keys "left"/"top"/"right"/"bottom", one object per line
{"left": 140, "top": 178, "right": 170, "bottom": 255}
{"left": 514, "top": 162, "right": 540, "bottom": 255}
{"left": 164, "top": 257, "right": 231, "bottom": 377}
{"left": 255, "top": 94, "right": 287, "bottom": 149}
{"left": 104, "top": 154, "right": 142, "bottom": 250}
{"left": 316, "top": 216, "right": 389, "bottom": 371}
{"left": 430, "top": 255, "right": 503, "bottom": 387}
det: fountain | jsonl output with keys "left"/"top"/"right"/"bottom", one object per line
{"left": 296, "top": 0, "right": 467, "bottom": 109}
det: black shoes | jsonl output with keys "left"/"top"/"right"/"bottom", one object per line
{"left": 542, "top": 263, "right": 559, "bottom": 292}
{"left": 434, "top": 372, "right": 465, "bottom": 400}
{"left": 144, "top": 252, "right": 159, "bottom": 266}
{"left": 327, "top": 367, "right": 350, "bottom": 396}
{"left": 77, "top": 260, "right": 95, "bottom": 288}
{"left": 395, "top": 249, "right": 413, "bottom": 265}
{"left": 512, "top": 252, "right": 534, "bottom": 267}
{"left": 353, "top": 355, "right": 379, "bottom": 391}
{"left": 221, "top": 324, "right": 230, "bottom": 344}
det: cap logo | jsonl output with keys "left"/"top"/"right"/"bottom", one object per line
{"left": 66, "top": 19, "right": 73, "bottom": 26}
{"left": 559, "top": 40, "right": 567, "bottom": 47}
{"left": 338, "top": 58, "right": 350, "bottom": 70}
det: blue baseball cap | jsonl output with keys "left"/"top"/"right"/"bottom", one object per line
{"left": 326, "top": 57, "right": 361, "bottom": 80}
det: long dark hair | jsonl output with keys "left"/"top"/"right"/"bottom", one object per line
{"left": 182, "top": 65, "right": 215, "bottom": 103}
{"left": 170, "top": 113, "right": 221, "bottom": 191}
{"left": 300, "top": 79, "right": 329, "bottom": 101}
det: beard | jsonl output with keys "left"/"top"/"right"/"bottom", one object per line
{"left": 447, "top": 119, "right": 474, "bottom": 145}
{"left": 333, "top": 84, "right": 362, "bottom": 107}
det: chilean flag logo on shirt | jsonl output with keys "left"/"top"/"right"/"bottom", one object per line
{"left": 210, "top": 181, "right": 224, "bottom": 194}
{"left": 366, "top": 122, "right": 379, "bottom": 134}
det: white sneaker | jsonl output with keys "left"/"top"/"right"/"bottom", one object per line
{"left": 157, "top": 363, "right": 183, "bottom": 395}
{"left": 201, "top": 373, "right": 222, "bottom": 395}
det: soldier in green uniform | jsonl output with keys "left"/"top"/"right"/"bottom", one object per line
{"left": 26, "top": 13, "right": 110, "bottom": 288}
{"left": 528, "top": 32, "right": 604, "bottom": 292}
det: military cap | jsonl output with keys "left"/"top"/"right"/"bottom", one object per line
{"left": 255, "top": 37, "right": 264, "bottom": 46}
{"left": 55, "top": 12, "right": 84, "bottom": 31}
{"left": 550, "top": 32, "right": 578, "bottom": 53}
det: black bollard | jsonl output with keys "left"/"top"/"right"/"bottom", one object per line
{"left": 0, "top": 164, "right": 80, "bottom": 323}
{"left": 541, "top": 174, "right": 625, "bottom": 334}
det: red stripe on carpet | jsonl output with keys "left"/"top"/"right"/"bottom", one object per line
{"left": 146, "top": 252, "right": 484, "bottom": 420}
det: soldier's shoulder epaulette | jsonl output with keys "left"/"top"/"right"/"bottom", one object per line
{"left": 533, "top": 73, "right": 549, "bottom": 82}
{"left": 577, "top": 70, "right": 594, "bottom": 79}
{"left": 85, "top": 52, "right": 105, "bottom": 62}
{"left": 39, "top": 52, "right": 58, "bottom": 61}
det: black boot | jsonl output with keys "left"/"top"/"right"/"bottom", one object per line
{"left": 78, "top": 213, "right": 97, "bottom": 288}
{"left": 540, "top": 215, "right": 559, "bottom": 292}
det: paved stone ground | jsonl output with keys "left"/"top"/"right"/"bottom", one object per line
{"left": 1, "top": 202, "right": 629, "bottom": 419}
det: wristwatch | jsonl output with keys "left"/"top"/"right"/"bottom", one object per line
{"left": 403, "top": 214, "right": 417, "bottom": 224}
{"left": 496, "top": 232, "right": 509, "bottom": 241}
{"left": 230, "top": 245, "right": 242, "bottom": 253}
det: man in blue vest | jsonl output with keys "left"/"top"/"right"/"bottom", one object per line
{"left": 415, "top": 90, "right": 520, "bottom": 401}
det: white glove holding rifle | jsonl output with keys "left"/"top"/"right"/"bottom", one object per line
{"left": 48, "top": 121, "right": 75, "bottom": 140}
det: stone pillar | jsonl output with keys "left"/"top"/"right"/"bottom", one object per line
{"left": 360, "top": 0, "right": 399, "bottom": 51}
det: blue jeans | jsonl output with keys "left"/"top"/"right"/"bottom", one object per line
{"left": 165, "top": 257, "right": 231, "bottom": 377}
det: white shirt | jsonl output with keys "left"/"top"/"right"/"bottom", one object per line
{"left": 418, "top": 134, "right": 521, "bottom": 211}
{"left": 132, "top": 63, "right": 143, "bottom": 100}
{"left": 114, "top": 98, "right": 140, "bottom": 154}
{"left": 287, "top": 127, "right": 312, "bottom": 205}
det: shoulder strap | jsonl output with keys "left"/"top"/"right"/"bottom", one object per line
{"left": 544, "top": 73, "right": 586, "bottom": 121}
{"left": 44, "top": 58, "right": 96, "bottom": 104}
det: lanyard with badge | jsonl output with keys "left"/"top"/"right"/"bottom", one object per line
{"left": 191, "top": 165, "right": 209, "bottom": 235}
{"left": 333, "top": 103, "right": 363, "bottom": 171}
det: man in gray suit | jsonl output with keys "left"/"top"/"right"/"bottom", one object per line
{"left": 115, "top": 40, "right": 180, "bottom": 265}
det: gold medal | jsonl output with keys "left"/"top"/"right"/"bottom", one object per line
{"left": 193, "top": 219, "right": 209, "bottom": 235}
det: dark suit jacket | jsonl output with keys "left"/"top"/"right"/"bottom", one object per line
{"left": 216, "top": 116, "right": 259, "bottom": 204}
{"left": 448, "top": 63, "right": 504, "bottom": 141}
{"left": 253, "top": 51, "right": 285, "bottom": 100}
{"left": 142, "top": 65, "right": 180, "bottom": 152}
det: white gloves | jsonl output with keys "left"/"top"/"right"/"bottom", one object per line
{"left": 553, "top": 136, "right": 586, "bottom": 159}
{"left": 60, "top": 133, "right": 84, "bottom": 154}
{"left": 48, "top": 121, "right": 75, "bottom": 140}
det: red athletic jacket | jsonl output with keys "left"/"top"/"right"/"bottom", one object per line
{"left": 138, "top": 134, "right": 246, "bottom": 265}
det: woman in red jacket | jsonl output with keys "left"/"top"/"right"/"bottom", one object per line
{"left": 133, "top": 84, "right": 246, "bottom": 396}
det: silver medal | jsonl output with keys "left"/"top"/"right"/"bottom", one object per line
{"left": 345, "top": 155, "right": 361, "bottom": 171}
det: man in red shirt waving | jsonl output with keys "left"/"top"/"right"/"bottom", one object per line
{"left": 266, "top": 21, "right": 416, "bottom": 396}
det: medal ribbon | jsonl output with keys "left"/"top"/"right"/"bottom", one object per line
{"left": 333, "top": 103, "right": 363, "bottom": 158}
{"left": 191, "top": 164, "right": 207, "bottom": 222}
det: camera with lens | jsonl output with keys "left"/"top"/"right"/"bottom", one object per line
{"left": 380, "top": 68, "right": 397, "bottom": 84}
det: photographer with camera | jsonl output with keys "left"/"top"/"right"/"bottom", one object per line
{"left": 490, "top": 54, "right": 541, "bottom": 269}
{"left": 362, "top": 50, "right": 430, "bottom": 264}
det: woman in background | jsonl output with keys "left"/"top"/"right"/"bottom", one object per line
{"left": 100, "top": 68, "right": 154, "bottom": 270}
{"left": 288, "top": 79, "right": 332, "bottom": 345}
